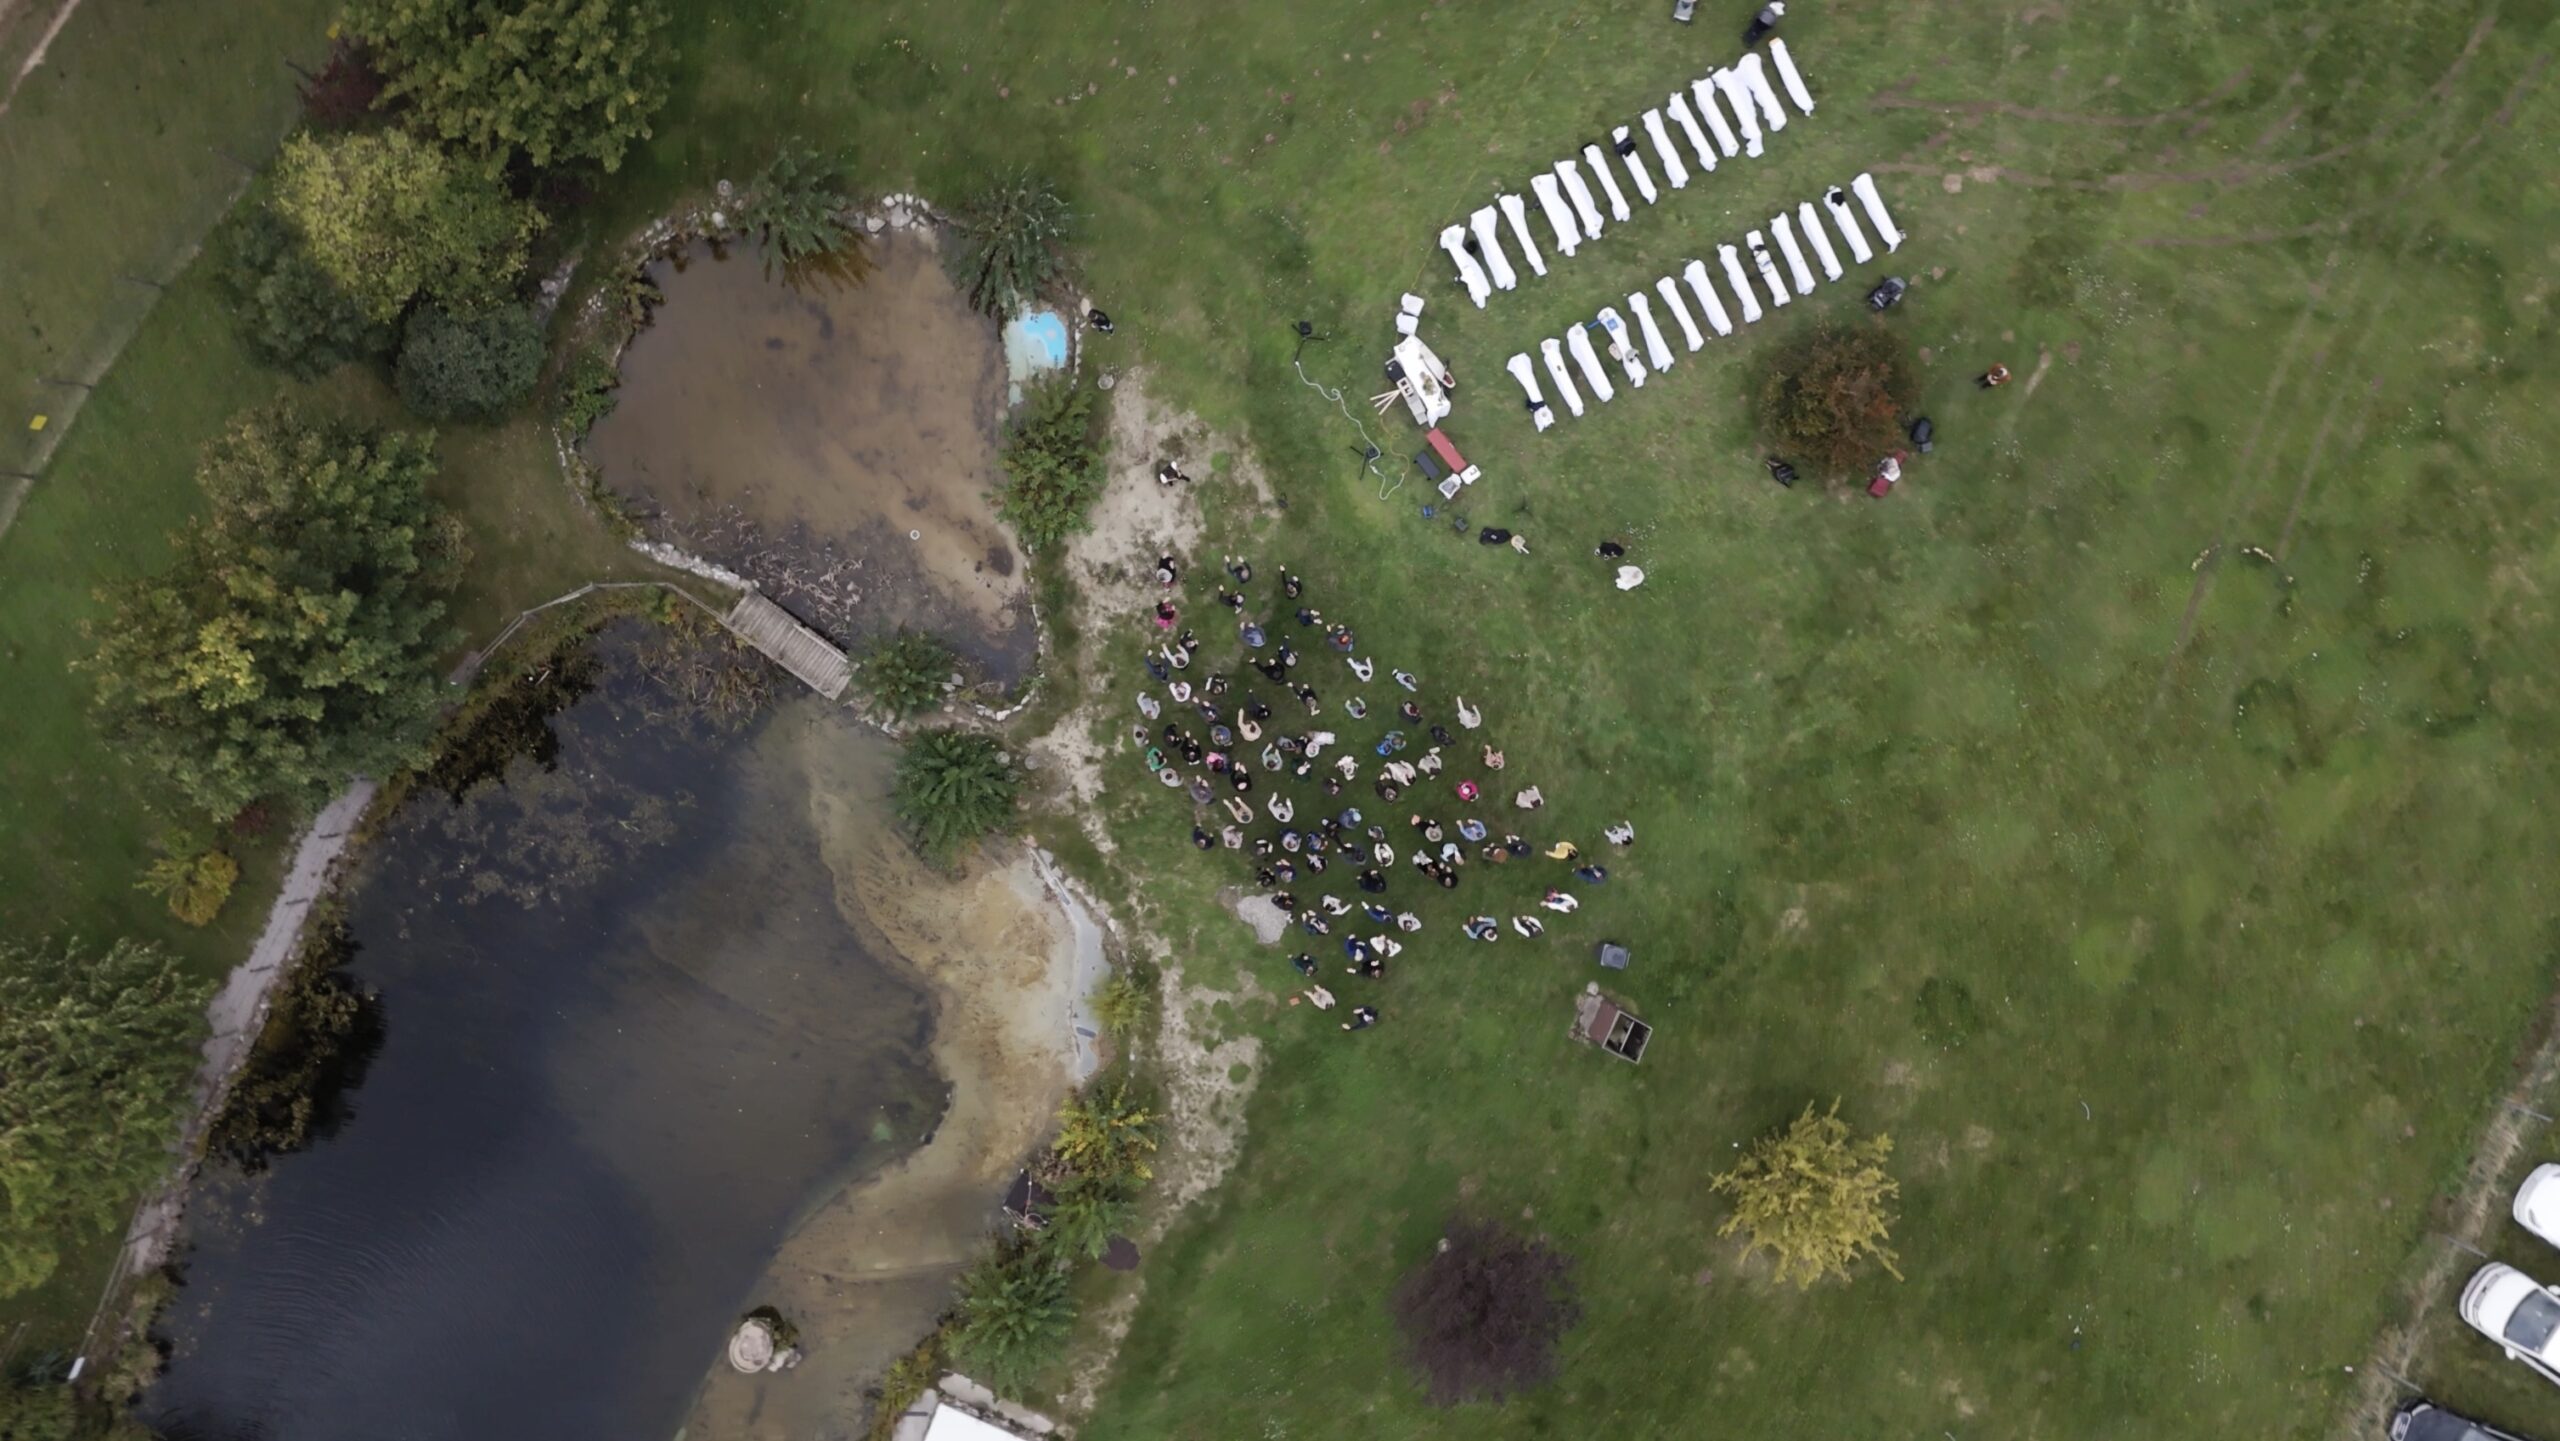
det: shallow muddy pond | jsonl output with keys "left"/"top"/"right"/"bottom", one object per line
{"left": 146, "top": 626, "right": 991, "bottom": 1441}
{"left": 586, "top": 234, "right": 1039, "bottom": 685}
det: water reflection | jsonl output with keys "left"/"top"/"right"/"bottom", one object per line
{"left": 149, "top": 626, "right": 945, "bottom": 1441}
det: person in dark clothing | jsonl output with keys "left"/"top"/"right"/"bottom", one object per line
{"left": 1766, "top": 456, "right": 1798, "bottom": 487}
{"left": 1087, "top": 308, "right": 1115, "bottom": 334}
{"left": 1357, "top": 868, "right": 1388, "bottom": 893}
{"left": 1295, "top": 606, "right": 1322, "bottom": 627}
{"left": 1192, "top": 826, "right": 1215, "bottom": 851}
{"left": 1574, "top": 864, "right": 1609, "bottom": 884}
{"left": 1341, "top": 1005, "right": 1378, "bottom": 1032}
{"left": 1291, "top": 952, "right": 1318, "bottom": 977}
{"left": 1347, "top": 955, "right": 1386, "bottom": 978}
{"left": 1743, "top": 0, "right": 1784, "bottom": 44}
{"left": 1597, "top": 539, "right": 1628, "bottom": 558}
{"left": 1283, "top": 571, "right": 1305, "bottom": 599}
{"left": 1480, "top": 527, "right": 1512, "bottom": 545}
{"left": 1217, "top": 586, "right": 1244, "bottom": 610}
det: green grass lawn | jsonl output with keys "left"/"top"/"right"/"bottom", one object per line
{"left": 629, "top": 1, "right": 2560, "bottom": 1437}
{"left": 5, "top": 0, "right": 2559, "bottom": 1435}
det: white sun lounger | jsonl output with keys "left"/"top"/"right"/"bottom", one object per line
{"left": 1439, "top": 225, "right": 1492, "bottom": 308}
{"left": 1852, "top": 172, "right": 1903, "bottom": 251}
{"left": 1612, "top": 128, "right": 1659, "bottom": 205}
{"left": 1532, "top": 173, "right": 1582, "bottom": 257}
{"left": 1713, "top": 69, "right": 1763, "bottom": 157}
{"left": 1655, "top": 275, "right": 1705, "bottom": 350}
{"left": 1566, "top": 323, "right": 1615, "bottom": 403}
{"left": 1769, "top": 38, "right": 1815, "bottom": 115}
{"left": 1734, "top": 53, "right": 1788, "bottom": 133}
{"left": 1469, "top": 207, "right": 1518, "bottom": 291}
{"left": 1718, "top": 244, "right": 1763, "bottom": 323}
{"left": 1506, "top": 353, "right": 1554, "bottom": 432}
{"left": 1823, "top": 185, "right": 1874, "bottom": 264}
{"left": 1689, "top": 79, "right": 1740, "bottom": 158}
{"left": 1681, "top": 259, "right": 1735, "bottom": 336}
{"left": 1642, "top": 109, "right": 1689, "bottom": 189}
{"left": 1582, "top": 144, "right": 1633, "bottom": 222}
{"left": 1746, "top": 231, "right": 1790, "bottom": 307}
{"left": 1667, "top": 93, "right": 1717, "bottom": 172}
{"left": 1540, "top": 337, "right": 1585, "bottom": 417}
{"left": 1596, "top": 307, "right": 1647, "bottom": 387}
{"left": 1629, "top": 292, "right": 1675, "bottom": 370}
{"left": 1559, "top": 159, "right": 1606, "bottom": 238}
{"left": 1497, "top": 193, "right": 1547, "bottom": 278}
{"left": 1796, "top": 200, "right": 1843, "bottom": 280}
{"left": 1769, "top": 212, "right": 1815, "bottom": 295}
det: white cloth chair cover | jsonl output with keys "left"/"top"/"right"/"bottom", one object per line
{"left": 1745, "top": 231, "right": 1790, "bottom": 307}
{"left": 1852, "top": 172, "right": 1903, "bottom": 251}
{"left": 1539, "top": 337, "right": 1585, "bottom": 417}
{"left": 1713, "top": 69, "right": 1763, "bottom": 157}
{"left": 1796, "top": 200, "right": 1843, "bottom": 280}
{"left": 1439, "top": 225, "right": 1492, "bottom": 308}
{"left": 1769, "top": 38, "right": 1816, "bottom": 114}
{"left": 1734, "top": 52, "right": 1788, "bottom": 132}
{"left": 1717, "top": 245, "right": 1763, "bottom": 324}
{"left": 1566, "top": 324, "right": 1616, "bottom": 402}
{"left": 1559, "top": 159, "right": 1606, "bottom": 237}
{"left": 1655, "top": 275, "right": 1705, "bottom": 350}
{"left": 1505, "top": 353, "right": 1554, "bottom": 432}
{"left": 1770, "top": 212, "right": 1815, "bottom": 294}
{"left": 1822, "top": 186, "right": 1874, "bottom": 263}
{"left": 1629, "top": 292, "right": 1675, "bottom": 369}
{"left": 1498, "top": 193, "right": 1547, "bottom": 277}
{"left": 1667, "top": 93, "right": 1718, "bottom": 171}
{"left": 1689, "top": 78, "right": 1740, "bottom": 157}
{"left": 1681, "top": 259, "right": 1734, "bottom": 336}
{"left": 1469, "top": 207, "right": 1518, "bottom": 291}
{"left": 1643, "top": 110, "right": 1689, "bottom": 188}
{"left": 1597, "top": 307, "right": 1647, "bottom": 387}
{"left": 1532, "top": 173, "right": 1582, "bottom": 257}
{"left": 1612, "top": 127, "right": 1660, "bottom": 204}
{"left": 1582, "top": 144, "right": 1633, "bottom": 222}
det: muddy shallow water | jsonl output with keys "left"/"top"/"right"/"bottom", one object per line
{"left": 145, "top": 627, "right": 1073, "bottom": 1441}
{"left": 586, "top": 235, "right": 1038, "bottom": 685}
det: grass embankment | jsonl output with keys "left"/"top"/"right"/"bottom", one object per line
{"left": 0, "top": 0, "right": 659, "bottom": 1348}
{"left": 640, "top": 3, "right": 2560, "bottom": 1439}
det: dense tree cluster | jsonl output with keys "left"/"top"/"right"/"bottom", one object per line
{"left": 347, "top": 0, "right": 674, "bottom": 176}
{"left": 1391, "top": 1218, "right": 1583, "bottom": 1406}
{"left": 1757, "top": 324, "right": 1916, "bottom": 478}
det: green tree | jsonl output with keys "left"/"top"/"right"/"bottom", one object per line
{"left": 215, "top": 195, "right": 391, "bottom": 377}
{"left": 1391, "top": 1218, "right": 1581, "bottom": 1405}
{"left": 86, "top": 405, "right": 463, "bottom": 822}
{"left": 137, "top": 847, "right": 240, "bottom": 928}
{"left": 350, "top": 0, "right": 673, "bottom": 176}
{"left": 396, "top": 302, "right": 546, "bottom": 422}
{"left": 0, "top": 938, "right": 210, "bottom": 1299}
{"left": 994, "top": 378, "right": 1104, "bottom": 552}
{"left": 1036, "top": 1171, "right": 1135, "bottom": 1262}
{"left": 1052, "top": 1077, "right": 1159, "bottom": 1186}
{"left": 891, "top": 729, "right": 1019, "bottom": 864}
{"left": 948, "top": 170, "right": 1072, "bottom": 316}
{"left": 1757, "top": 324, "right": 1916, "bottom": 479}
{"left": 271, "top": 129, "right": 539, "bottom": 323}
{"left": 857, "top": 630, "right": 957, "bottom": 720}
{"left": 949, "top": 1244, "right": 1075, "bottom": 1391}
{"left": 744, "top": 143, "right": 860, "bottom": 273}
{"left": 1710, "top": 1099, "right": 1902, "bottom": 1288}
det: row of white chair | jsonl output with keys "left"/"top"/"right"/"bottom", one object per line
{"left": 1440, "top": 39, "right": 1819, "bottom": 310}
{"left": 1505, "top": 175, "right": 1902, "bottom": 431}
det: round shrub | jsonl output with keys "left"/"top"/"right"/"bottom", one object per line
{"left": 396, "top": 303, "right": 545, "bottom": 422}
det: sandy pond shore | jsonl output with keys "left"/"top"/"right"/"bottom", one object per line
{"left": 678, "top": 711, "right": 1104, "bottom": 1441}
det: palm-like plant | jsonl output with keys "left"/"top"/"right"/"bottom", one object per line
{"left": 859, "top": 629, "right": 958, "bottom": 719}
{"left": 892, "top": 728, "right": 1019, "bottom": 863}
{"left": 948, "top": 170, "right": 1072, "bottom": 316}
{"left": 1037, "top": 1171, "right": 1136, "bottom": 1261}
{"left": 950, "top": 1244, "right": 1076, "bottom": 1389}
{"left": 745, "top": 143, "right": 862, "bottom": 276}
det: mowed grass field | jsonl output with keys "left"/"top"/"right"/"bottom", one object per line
{"left": 3, "top": 0, "right": 2558, "bottom": 1436}
{"left": 639, "top": 1, "right": 2560, "bottom": 1438}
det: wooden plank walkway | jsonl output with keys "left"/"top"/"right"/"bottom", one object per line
{"left": 723, "top": 590, "right": 852, "bottom": 700}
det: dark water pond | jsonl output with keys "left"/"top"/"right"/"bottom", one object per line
{"left": 147, "top": 626, "right": 943, "bottom": 1441}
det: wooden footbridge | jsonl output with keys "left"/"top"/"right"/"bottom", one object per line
{"left": 724, "top": 590, "right": 852, "bottom": 699}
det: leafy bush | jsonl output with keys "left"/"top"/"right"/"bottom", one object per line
{"left": 994, "top": 378, "right": 1105, "bottom": 552}
{"left": 949, "top": 1244, "right": 1075, "bottom": 1391}
{"left": 1710, "top": 1099, "right": 1901, "bottom": 1287}
{"left": 0, "top": 939, "right": 210, "bottom": 1298}
{"left": 350, "top": 0, "right": 673, "bottom": 176}
{"left": 137, "top": 847, "right": 240, "bottom": 927}
{"left": 859, "top": 630, "right": 957, "bottom": 719}
{"left": 1756, "top": 324, "right": 1916, "bottom": 478}
{"left": 892, "top": 729, "right": 1019, "bottom": 864}
{"left": 207, "top": 923, "right": 382, "bottom": 1171}
{"left": 85, "top": 404, "right": 462, "bottom": 821}
{"left": 1052, "top": 1076, "right": 1159, "bottom": 1186}
{"left": 396, "top": 303, "right": 546, "bottom": 422}
{"left": 271, "top": 129, "right": 541, "bottom": 323}
{"left": 745, "top": 143, "right": 860, "bottom": 272}
{"left": 1037, "top": 1171, "right": 1136, "bottom": 1262}
{"left": 1091, "top": 966, "right": 1158, "bottom": 1039}
{"left": 948, "top": 170, "right": 1072, "bottom": 316}
{"left": 216, "top": 197, "right": 390, "bottom": 377}
{"left": 554, "top": 345, "right": 622, "bottom": 436}
{"left": 1391, "top": 1218, "right": 1582, "bottom": 1406}
{"left": 864, "top": 1329, "right": 949, "bottom": 1441}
